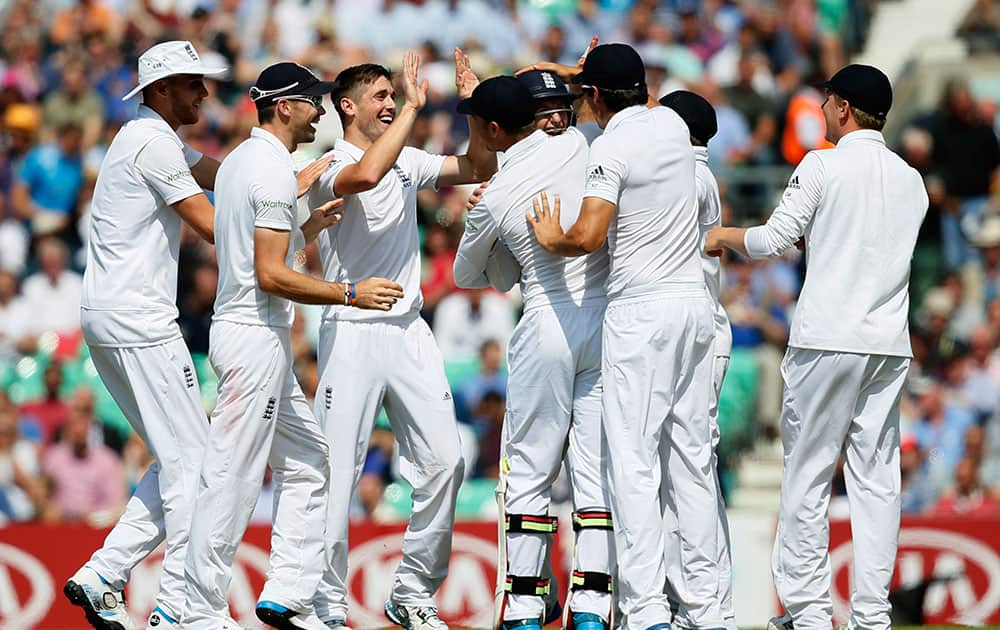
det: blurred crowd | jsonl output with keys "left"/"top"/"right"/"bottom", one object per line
{"left": 3, "top": 0, "right": 1000, "bottom": 527}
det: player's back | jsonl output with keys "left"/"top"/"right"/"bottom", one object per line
{"left": 212, "top": 130, "right": 299, "bottom": 329}
{"left": 694, "top": 146, "right": 731, "bottom": 357}
{"left": 588, "top": 105, "right": 702, "bottom": 300}
{"left": 794, "top": 131, "right": 928, "bottom": 356}
{"left": 82, "top": 109, "right": 196, "bottom": 346}
{"left": 483, "top": 128, "right": 609, "bottom": 311}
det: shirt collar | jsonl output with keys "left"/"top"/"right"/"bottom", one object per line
{"left": 250, "top": 127, "right": 294, "bottom": 165}
{"left": 693, "top": 145, "right": 709, "bottom": 165}
{"left": 503, "top": 129, "right": 548, "bottom": 163}
{"left": 604, "top": 105, "right": 648, "bottom": 133}
{"left": 836, "top": 129, "right": 886, "bottom": 147}
{"left": 136, "top": 105, "right": 181, "bottom": 138}
{"left": 334, "top": 138, "right": 366, "bottom": 161}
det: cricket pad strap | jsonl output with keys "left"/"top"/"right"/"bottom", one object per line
{"left": 506, "top": 513, "right": 558, "bottom": 534}
{"left": 572, "top": 508, "right": 613, "bottom": 531}
{"left": 571, "top": 570, "right": 613, "bottom": 593}
{"left": 505, "top": 575, "right": 550, "bottom": 596}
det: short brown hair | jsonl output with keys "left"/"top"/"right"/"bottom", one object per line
{"left": 834, "top": 94, "right": 886, "bottom": 131}
{"left": 332, "top": 64, "right": 392, "bottom": 124}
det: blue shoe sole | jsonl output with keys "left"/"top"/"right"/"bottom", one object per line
{"left": 256, "top": 601, "right": 301, "bottom": 630}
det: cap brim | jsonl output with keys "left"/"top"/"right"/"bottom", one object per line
{"left": 299, "top": 79, "right": 339, "bottom": 96}
{"left": 570, "top": 71, "right": 589, "bottom": 85}
{"left": 121, "top": 64, "right": 229, "bottom": 101}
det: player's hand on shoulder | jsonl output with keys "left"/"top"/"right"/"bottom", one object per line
{"left": 402, "top": 50, "right": 428, "bottom": 112}
{"left": 525, "top": 191, "right": 564, "bottom": 249}
{"left": 466, "top": 181, "right": 489, "bottom": 212}
{"left": 296, "top": 155, "right": 334, "bottom": 198}
{"left": 353, "top": 277, "right": 405, "bottom": 311}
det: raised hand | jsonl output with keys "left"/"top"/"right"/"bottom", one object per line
{"left": 577, "top": 35, "right": 599, "bottom": 68}
{"left": 403, "top": 50, "right": 428, "bottom": 111}
{"left": 295, "top": 155, "right": 333, "bottom": 198}
{"left": 301, "top": 197, "right": 344, "bottom": 242}
{"left": 353, "top": 277, "right": 405, "bottom": 311}
{"left": 454, "top": 47, "right": 480, "bottom": 100}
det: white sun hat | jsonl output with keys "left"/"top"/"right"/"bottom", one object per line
{"left": 122, "top": 40, "right": 227, "bottom": 101}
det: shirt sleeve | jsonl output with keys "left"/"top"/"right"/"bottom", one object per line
{"left": 744, "top": 151, "right": 825, "bottom": 258}
{"left": 454, "top": 198, "right": 502, "bottom": 289}
{"left": 583, "top": 137, "right": 627, "bottom": 205}
{"left": 181, "top": 143, "right": 204, "bottom": 168}
{"left": 250, "top": 170, "right": 297, "bottom": 231}
{"left": 135, "top": 136, "right": 204, "bottom": 206}
{"left": 407, "top": 147, "right": 448, "bottom": 191}
{"left": 315, "top": 150, "right": 354, "bottom": 200}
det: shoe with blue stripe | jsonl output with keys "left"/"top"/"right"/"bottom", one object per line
{"left": 63, "top": 566, "right": 137, "bottom": 630}
{"left": 384, "top": 600, "right": 449, "bottom": 630}
{"left": 255, "top": 601, "right": 329, "bottom": 629}
{"left": 503, "top": 619, "right": 541, "bottom": 630}
{"left": 322, "top": 618, "right": 354, "bottom": 630}
{"left": 572, "top": 613, "right": 607, "bottom": 630}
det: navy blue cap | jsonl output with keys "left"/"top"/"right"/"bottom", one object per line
{"left": 250, "top": 62, "right": 337, "bottom": 109}
{"left": 816, "top": 64, "right": 892, "bottom": 118}
{"left": 571, "top": 43, "right": 645, "bottom": 91}
{"left": 518, "top": 70, "right": 576, "bottom": 101}
{"left": 457, "top": 76, "right": 536, "bottom": 130}
{"left": 659, "top": 90, "right": 717, "bottom": 144}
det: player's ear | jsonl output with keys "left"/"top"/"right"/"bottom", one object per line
{"left": 339, "top": 96, "right": 355, "bottom": 118}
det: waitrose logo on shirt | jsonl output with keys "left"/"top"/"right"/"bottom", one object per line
{"left": 165, "top": 170, "right": 193, "bottom": 183}
{"left": 259, "top": 200, "right": 294, "bottom": 210}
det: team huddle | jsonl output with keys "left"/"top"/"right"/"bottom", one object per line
{"left": 63, "top": 36, "right": 928, "bottom": 630}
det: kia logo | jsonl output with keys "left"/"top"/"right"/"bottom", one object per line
{"left": 347, "top": 532, "right": 497, "bottom": 627}
{"left": 0, "top": 543, "right": 55, "bottom": 627}
{"left": 830, "top": 527, "right": 1000, "bottom": 624}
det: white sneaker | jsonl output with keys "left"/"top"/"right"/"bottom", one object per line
{"left": 767, "top": 614, "right": 794, "bottom": 630}
{"left": 64, "top": 566, "right": 137, "bottom": 630}
{"left": 384, "top": 601, "right": 448, "bottom": 630}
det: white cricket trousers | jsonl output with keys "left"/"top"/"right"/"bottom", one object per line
{"left": 772, "top": 348, "right": 908, "bottom": 630}
{"left": 84, "top": 337, "right": 208, "bottom": 622}
{"left": 664, "top": 354, "right": 734, "bottom": 630}
{"left": 183, "top": 321, "right": 330, "bottom": 630}
{"left": 601, "top": 287, "right": 720, "bottom": 630}
{"left": 502, "top": 301, "right": 614, "bottom": 622}
{"left": 312, "top": 314, "right": 465, "bottom": 621}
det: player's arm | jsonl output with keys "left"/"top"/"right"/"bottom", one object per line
{"left": 332, "top": 51, "right": 426, "bottom": 196}
{"left": 705, "top": 152, "right": 824, "bottom": 258}
{"left": 173, "top": 193, "right": 215, "bottom": 244}
{"left": 254, "top": 227, "right": 403, "bottom": 309}
{"left": 189, "top": 155, "right": 220, "bottom": 190}
{"left": 527, "top": 193, "right": 614, "bottom": 257}
{"left": 435, "top": 47, "right": 497, "bottom": 188}
{"left": 454, "top": 197, "right": 520, "bottom": 291}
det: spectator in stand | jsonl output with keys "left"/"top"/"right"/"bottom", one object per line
{"left": 12, "top": 123, "right": 85, "bottom": 236}
{"left": 0, "top": 103, "right": 41, "bottom": 275}
{"left": 120, "top": 431, "right": 152, "bottom": 496}
{"left": 910, "top": 379, "right": 977, "bottom": 497}
{"left": 0, "top": 269, "right": 30, "bottom": 363}
{"left": 19, "top": 237, "right": 83, "bottom": 336}
{"left": 433, "top": 288, "right": 515, "bottom": 363}
{"left": 962, "top": 325, "right": 1000, "bottom": 423}
{"left": 178, "top": 263, "right": 218, "bottom": 355}
{"left": 900, "top": 433, "right": 934, "bottom": 514}
{"left": 0, "top": 405, "right": 45, "bottom": 523}
{"left": 18, "top": 361, "right": 69, "bottom": 444}
{"left": 42, "top": 60, "right": 105, "bottom": 150}
{"left": 929, "top": 77, "right": 1000, "bottom": 271}
{"left": 50, "top": 0, "right": 122, "bottom": 47}
{"left": 914, "top": 287, "right": 966, "bottom": 378}
{"left": 780, "top": 79, "right": 835, "bottom": 165}
{"left": 459, "top": 339, "right": 507, "bottom": 414}
{"left": 356, "top": 426, "right": 396, "bottom": 520}
{"left": 420, "top": 222, "right": 459, "bottom": 324}
{"left": 676, "top": 1, "right": 724, "bottom": 63}
{"left": 471, "top": 389, "right": 505, "bottom": 478}
{"left": 964, "top": 216, "right": 1000, "bottom": 315}
{"left": 42, "top": 387, "right": 125, "bottom": 524}
{"left": 932, "top": 454, "right": 999, "bottom": 515}
{"left": 723, "top": 53, "right": 778, "bottom": 164}
{"left": 901, "top": 126, "right": 945, "bottom": 309}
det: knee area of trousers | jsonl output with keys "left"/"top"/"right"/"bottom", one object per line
{"left": 506, "top": 513, "right": 559, "bottom": 536}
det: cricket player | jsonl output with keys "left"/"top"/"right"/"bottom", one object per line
{"left": 452, "top": 76, "right": 614, "bottom": 630}
{"left": 66, "top": 41, "right": 225, "bottom": 630}
{"left": 525, "top": 44, "right": 722, "bottom": 630}
{"left": 704, "top": 64, "right": 928, "bottom": 630}
{"left": 659, "top": 90, "right": 735, "bottom": 630}
{"left": 307, "top": 50, "right": 496, "bottom": 630}
{"left": 182, "top": 62, "right": 403, "bottom": 630}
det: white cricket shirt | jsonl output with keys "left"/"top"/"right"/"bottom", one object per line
{"left": 212, "top": 127, "right": 303, "bottom": 329}
{"left": 694, "top": 145, "right": 731, "bottom": 357}
{"left": 454, "top": 128, "right": 609, "bottom": 311}
{"left": 81, "top": 105, "right": 204, "bottom": 347}
{"left": 584, "top": 105, "right": 703, "bottom": 301}
{"left": 744, "top": 129, "right": 929, "bottom": 357}
{"left": 311, "top": 139, "right": 446, "bottom": 322}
